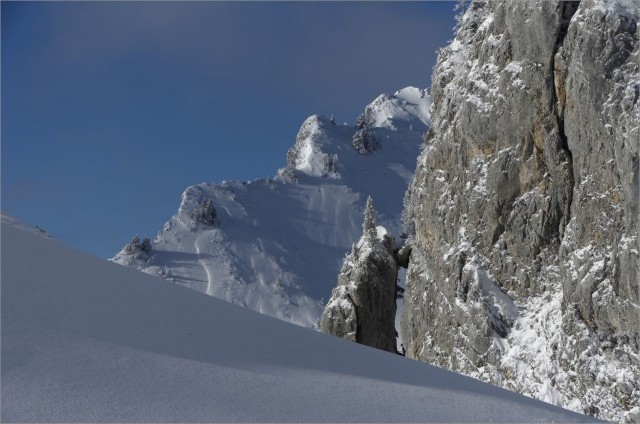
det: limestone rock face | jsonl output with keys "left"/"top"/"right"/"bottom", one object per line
{"left": 400, "top": 0, "right": 639, "bottom": 422}
{"left": 321, "top": 231, "right": 398, "bottom": 353}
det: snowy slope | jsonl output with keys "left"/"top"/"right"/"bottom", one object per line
{"left": 1, "top": 214, "right": 597, "bottom": 422}
{"left": 113, "top": 87, "right": 430, "bottom": 328}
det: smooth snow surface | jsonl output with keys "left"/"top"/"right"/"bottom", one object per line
{"left": 2, "top": 215, "right": 595, "bottom": 422}
{"left": 112, "top": 88, "right": 431, "bottom": 329}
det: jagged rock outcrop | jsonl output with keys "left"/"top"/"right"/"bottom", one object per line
{"left": 124, "top": 236, "right": 152, "bottom": 261}
{"left": 400, "top": 1, "right": 639, "bottom": 422}
{"left": 190, "top": 199, "right": 219, "bottom": 227}
{"left": 321, "top": 198, "right": 399, "bottom": 353}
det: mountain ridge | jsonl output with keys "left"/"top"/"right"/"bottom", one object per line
{"left": 113, "top": 86, "right": 430, "bottom": 328}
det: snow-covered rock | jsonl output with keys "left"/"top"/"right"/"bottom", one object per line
{"left": 400, "top": 1, "right": 639, "bottom": 422}
{"left": 321, "top": 198, "right": 399, "bottom": 353}
{"left": 112, "top": 88, "right": 430, "bottom": 329}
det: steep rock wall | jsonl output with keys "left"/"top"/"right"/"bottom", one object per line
{"left": 401, "top": 0, "right": 639, "bottom": 422}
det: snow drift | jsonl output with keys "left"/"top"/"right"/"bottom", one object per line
{"left": 1, "top": 214, "right": 594, "bottom": 422}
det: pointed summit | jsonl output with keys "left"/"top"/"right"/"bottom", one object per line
{"left": 363, "top": 196, "right": 377, "bottom": 241}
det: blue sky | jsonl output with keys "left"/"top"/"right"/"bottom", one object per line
{"left": 2, "top": 2, "right": 457, "bottom": 259}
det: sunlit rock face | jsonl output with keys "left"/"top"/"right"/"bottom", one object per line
{"left": 400, "top": 1, "right": 639, "bottom": 422}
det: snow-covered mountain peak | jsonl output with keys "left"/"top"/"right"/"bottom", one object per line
{"left": 112, "top": 88, "right": 428, "bottom": 328}
{"left": 361, "top": 86, "right": 431, "bottom": 131}
{"left": 280, "top": 87, "right": 431, "bottom": 180}
{"left": 282, "top": 114, "right": 344, "bottom": 178}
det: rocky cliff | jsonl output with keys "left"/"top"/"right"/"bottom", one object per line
{"left": 320, "top": 198, "right": 399, "bottom": 353}
{"left": 400, "top": 0, "right": 639, "bottom": 422}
